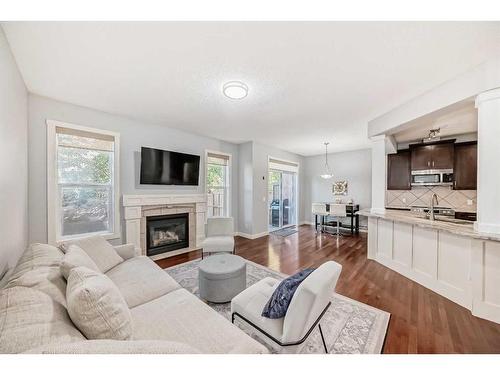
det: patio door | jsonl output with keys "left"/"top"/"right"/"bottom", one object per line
{"left": 268, "top": 159, "right": 298, "bottom": 231}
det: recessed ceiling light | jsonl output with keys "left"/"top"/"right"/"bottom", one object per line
{"left": 223, "top": 81, "right": 248, "bottom": 100}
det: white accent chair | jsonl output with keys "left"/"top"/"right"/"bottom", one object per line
{"left": 328, "top": 204, "right": 347, "bottom": 236}
{"left": 230, "top": 261, "right": 342, "bottom": 353}
{"left": 201, "top": 217, "right": 235, "bottom": 259}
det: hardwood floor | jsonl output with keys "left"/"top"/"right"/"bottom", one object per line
{"left": 156, "top": 224, "right": 500, "bottom": 354}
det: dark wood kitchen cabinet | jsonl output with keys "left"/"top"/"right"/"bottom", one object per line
{"left": 387, "top": 150, "right": 411, "bottom": 190}
{"left": 411, "top": 145, "right": 433, "bottom": 170}
{"left": 432, "top": 143, "right": 455, "bottom": 169}
{"left": 454, "top": 141, "right": 477, "bottom": 190}
{"left": 410, "top": 140, "right": 454, "bottom": 170}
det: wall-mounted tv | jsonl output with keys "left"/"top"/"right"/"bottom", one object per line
{"left": 140, "top": 147, "right": 200, "bottom": 186}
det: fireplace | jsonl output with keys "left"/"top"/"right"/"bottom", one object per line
{"left": 146, "top": 213, "right": 189, "bottom": 256}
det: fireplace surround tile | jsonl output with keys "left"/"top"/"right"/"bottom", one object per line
{"left": 123, "top": 194, "right": 206, "bottom": 260}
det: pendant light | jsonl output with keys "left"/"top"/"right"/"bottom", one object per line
{"left": 320, "top": 142, "right": 333, "bottom": 179}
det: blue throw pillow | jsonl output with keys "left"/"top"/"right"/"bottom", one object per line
{"left": 261, "top": 268, "right": 315, "bottom": 319}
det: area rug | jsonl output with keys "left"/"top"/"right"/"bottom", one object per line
{"left": 165, "top": 259, "right": 390, "bottom": 354}
{"left": 271, "top": 226, "right": 298, "bottom": 237}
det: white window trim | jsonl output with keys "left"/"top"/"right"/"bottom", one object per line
{"left": 205, "top": 149, "right": 232, "bottom": 218}
{"left": 47, "top": 119, "right": 121, "bottom": 245}
{"left": 267, "top": 155, "right": 300, "bottom": 228}
{"left": 268, "top": 156, "right": 299, "bottom": 173}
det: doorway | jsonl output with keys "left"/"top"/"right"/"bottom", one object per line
{"left": 268, "top": 168, "right": 297, "bottom": 232}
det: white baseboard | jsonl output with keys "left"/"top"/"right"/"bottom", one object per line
{"left": 235, "top": 231, "right": 269, "bottom": 240}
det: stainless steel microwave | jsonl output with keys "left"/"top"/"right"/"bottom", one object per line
{"left": 411, "top": 169, "right": 454, "bottom": 186}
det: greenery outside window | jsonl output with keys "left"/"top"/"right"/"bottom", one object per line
{"left": 47, "top": 121, "right": 120, "bottom": 243}
{"left": 206, "top": 151, "right": 231, "bottom": 218}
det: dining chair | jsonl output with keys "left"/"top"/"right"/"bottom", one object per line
{"left": 312, "top": 203, "right": 328, "bottom": 232}
{"left": 328, "top": 204, "right": 347, "bottom": 236}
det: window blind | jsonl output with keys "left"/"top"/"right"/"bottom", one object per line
{"left": 207, "top": 152, "right": 230, "bottom": 166}
{"left": 56, "top": 126, "right": 115, "bottom": 152}
{"left": 268, "top": 158, "right": 299, "bottom": 173}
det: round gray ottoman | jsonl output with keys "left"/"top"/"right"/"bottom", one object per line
{"left": 198, "top": 254, "right": 246, "bottom": 303}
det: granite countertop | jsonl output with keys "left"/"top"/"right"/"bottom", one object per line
{"left": 385, "top": 205, "right": 477, "bottom": 214}
{"left": 358, "top": 208, "right": 500, "bottom": 242}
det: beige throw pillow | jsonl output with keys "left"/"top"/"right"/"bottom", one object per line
{"left": 62, "top": 235, "right": 123, "bottom": 272}
{"left": 8, "top": 243, "right": 63, "bottom": 283}
{"left": 66, "top": 266, "right": 133, "bottom": 340}
{"left": 60, "top": 244, "right": 101, "bottom": 280}
{"left": 0, "top": 286, "right": 85, "bottom": 353}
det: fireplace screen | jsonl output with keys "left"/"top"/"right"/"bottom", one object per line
{"left": 146, "top": 213, "right": 189, "bottom": 256}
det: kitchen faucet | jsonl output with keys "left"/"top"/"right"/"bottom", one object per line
{"left": 429, "top": 193, "right": 439, "bottom": 221}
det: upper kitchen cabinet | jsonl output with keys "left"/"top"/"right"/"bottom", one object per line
{"left": 410, "top": 144, "right": 432, "bottom": 170}
{"left": 432, "top": 143, "right": 455, "bottom": 169}
{"left": 387, "top": 150, "right": 411, "bottom": 190}
{"left": 410, "top": 140, "right": 454, "bottom": 170}
{"left": 454, "top": 141, "right": 477, "bottom": 190}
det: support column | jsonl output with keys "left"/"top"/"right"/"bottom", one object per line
{"left": 370, "top": 135, "right": 387, "bottom": 214}
{"left": 475, "top": 88, "right": 500, "bottom": 234}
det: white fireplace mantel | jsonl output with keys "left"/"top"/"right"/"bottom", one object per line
{"left": 122, "top": 194, "right": 206, "bottom": 259}
{"left": 123, "top": 193, "right": 206, "bottom": 207}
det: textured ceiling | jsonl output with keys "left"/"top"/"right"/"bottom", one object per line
{"left": 3, "top": 22, "right": 500, "bottom": 155}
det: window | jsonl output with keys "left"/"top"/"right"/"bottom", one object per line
{"left": 47, "top": 120, "right": 120, "bottom": 243}
{"left": 206, "top": 151, "right": 231, "bottom": 218}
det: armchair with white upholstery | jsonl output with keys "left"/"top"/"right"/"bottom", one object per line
{"left": 201, "top": 217, "right": 235, "bottom": 259}
{"left": 230, "top": 261, "right": 342, "bottom": 353}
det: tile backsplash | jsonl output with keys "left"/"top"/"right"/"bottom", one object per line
{"left": 386, "top": 186, "right": 477, "bottom": 212}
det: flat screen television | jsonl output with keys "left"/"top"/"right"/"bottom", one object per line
{"left": 140, "top": 147, "right": 200, "bottom": 186}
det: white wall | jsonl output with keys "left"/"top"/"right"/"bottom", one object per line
{"left": 371, "top": 137, "right": 387, "bottom": 213}
{"left": 303, "top": 148, "right": 372, "bottom": 227}
{"left": 28, "top": 94, "right": 240, "bottom": 244}
{"left": 0, "top": 28, "right": 28, "bottom": 276}
{"left": 236, "top": 141, "right": 305, "bottom": 236}
{"left": 237, "top": 142, "right": 254, "bottom": 235}
{"left": 475, "top": 88, "right": 500, "bottom": 234}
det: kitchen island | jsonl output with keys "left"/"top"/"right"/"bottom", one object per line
{"left": 359, "top": 208, "right": 500, "bottom": 324}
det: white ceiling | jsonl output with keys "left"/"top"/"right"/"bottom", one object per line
{"left": 3, "top": 22, "right": 500, "bottom": 156}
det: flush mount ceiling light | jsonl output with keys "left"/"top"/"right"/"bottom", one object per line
{"left": 223, "top": 81, "right": 248, "bottom": 100}
{"left": 320, "top": 142, "right": 333, "bottom": 179}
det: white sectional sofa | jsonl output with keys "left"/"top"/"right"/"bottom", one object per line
{"left": 0, "top": 239, "right": 268, "bottom": 354}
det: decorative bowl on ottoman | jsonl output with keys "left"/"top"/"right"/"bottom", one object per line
{"left": 198, "top": 254, "right": 246, "bottom": 303}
